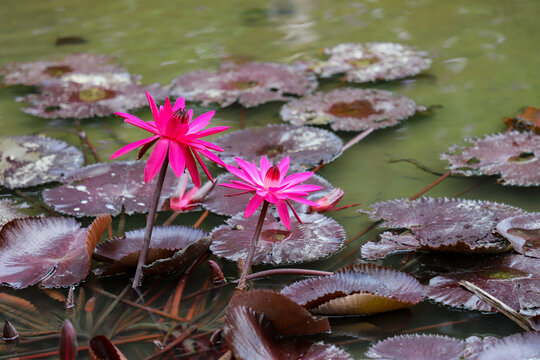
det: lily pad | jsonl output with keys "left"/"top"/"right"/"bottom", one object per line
{"left": 426, "top": 254, "right": 540, "bottom": 315}
{"left": 308, "top": 42, "right": 432, "bottom": 83}
{"left": 0, "top": 200, "right": 26, "bottom": 229}
{"left": 360, "top": 197, "right": 522, "bottom": 259}
{"left": 281, "top": 264, "right": 426, "bottom": 316}
{"left": 0, "top": 136, "right": 84, "bottom": 189}
{"left": 169, "top": 62, "right": 318, "bottom": 108}
{"left": 476, "top": 332, "right": 540, "bottom": 360}
{"left": 214, "top": 124, "right": 343, "bottom": 166}
{"left": 365, "top": 334, "right": 465, "bottom": 360}
{"left": 18, "top": 80, "right": 167, "bottom": 119}
{"left": 496, "top": 213, "right": 540, "bottom": 258}
{"left": 441, "top": 131, "right": 540, "bottom": 186}
{"left": 202, "top": 171, "right": 333, "bottom": 216}
{"left": 280, "top": 88, "right": 418, "bottom": 132}
{"left": 42, "top": 161, "right": 179, "bottom": 217}
{"left": 210, "top": 211, "right": 345, "bottom": 265}
{"left": 93, "top": 226, "right": 210, "bottom": 276}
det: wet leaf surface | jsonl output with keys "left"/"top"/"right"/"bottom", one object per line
{"left": 280, "top": 88, "right": 418, "bottom": 132}
{"left": 42, "top": 161, "right": 179, "bottom": 217}
{"left": 365, "top": 334, "right": 465, "bottom": 360}
{"left": 0, "top": 136, "right": 83, "bottom": 189}
{"left": 442, "top": 131, "right": 540, "bottom": 186}
{"left": 475, "top": 332, "right": 540, "bottom": 360}
{"left": 0, "top": 200, "right": 26, "bottom": 229}
{"left": 214, "top": 124, "right": 343, "bottom": 167}
{"left": 496, "top": 213, "right": 540, "bottom": 258}
{"left": 170, "top": 62, "right": 318, "bottom": 108}
{"left": 210, "top": 210, "right": 345, "bottom": 265}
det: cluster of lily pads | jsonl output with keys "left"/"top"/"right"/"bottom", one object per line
{"left": 0, "top": 43, "right": 539, "bottom": 359}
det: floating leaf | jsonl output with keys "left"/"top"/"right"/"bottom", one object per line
{"left": 426, "top": 254, "right": 540, "bottom": 315}
{"left": 89, "top": 335, "right": 127, "bottom": 360}
{"left": 475, "top": 332, "right": 540, "bottom": 360}
{"left": 93, "top": 226, "right": 209, "bottom": 276}
{"left": 307, "top": 42, "right": 432, "bottom": 83}
{"left": 170, "top": 62, "right": 317, "bottom": 108}
{"left": 59, "top": 319, "right": 77, "bottom": 360}
{"left": 365, "top": 334, "right": 465, "bottom": 360}
{"left": 210, "top": 211, "right": 345, "bottom": 265}
{"left": 0, "top": 200, "right": 26, "bottom": 229}
{"left": 504, "top": 106, "right": 540, "bottom": 134}
{"left": 42, "top": 161, "right": 179, "bottom": 217}
{"left": 203, "top": 171, "right": 333, "bottom": 216}
{"left": 360, "top": 197, "right": 522, "bottom": 259}
{"left": 496, "top": 213, "right": 540, "bottom": 258}
{"left": 441, "top": 131, "right": 540, "bottom": 186}
{"left": 0, "top": 136, "right": 83, "bottom": 189}
{"left": 214, "top": 124, "right": 343, "bottom": 166}
{"left": 281, "top": 264, "right": 425, "bottom": 315}
{"left": 280, "top": 88, "right": 418, "bottom": 132}
{"left": 329, "top": 310, "right": 413, "bottom": 339}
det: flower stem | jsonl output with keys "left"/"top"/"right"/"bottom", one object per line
{"left": 236, "top": 201, "right": 269, "bottom": 290}
{"left": 132, "top": 158, "right": 168, "bottom": 288}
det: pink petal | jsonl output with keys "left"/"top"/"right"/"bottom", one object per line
{"left": 169, "top": 141, "right": 186, "bottom": 178}
{"left": 198, "top": 148, "right": 226, "bottom": 167}
{"left": 158, "top": 97, "right": 173, "bottom": 132}
{"left": 244, "top": 195, "right": 264, "bottom": 218}
{"left": 192, "top": 150, "right": 214, "bottom": 183}
{"left": 173, "top": 97, "right": 185, "bottom": 112}
{"left": 115, "top": 112, "right": 158, "bottom": 134}
{"left": 281, "top": 172, "right": 314, "bottom": 187}
{"left": 283, "top": 194, "right": 318, "bottom": 206}
{"left": 182, "top": 146, "right": 200, "bottom": 187}
{"left": 276, "top": 200, "right": 291, "bottom": 230}
{"left": 278, "top": 157, "right": 290, "bottom": 181}
{"left": 190, "top": 139, "right": 224, "bottom": 152}
{"left": 187, "top": 111, "right": 215, "bottom": 134}
{"left": 144, "top": 138, "right": 170, "bottom": 183}
{"left": 226, "top": 164, "right": 256, "bottom": 184}
{"left": 234, "top": 158, "right": 262, "bottom": 185}
{"left": 219, "top": 182, "right": 257, "bottom": 191}
{"left": 110, "top": 135, "right": 160, "bottom": 159}
{"left": 283, "top": 184, "right": 323, "bottom": 193}
{"left": 259, "top": 156, "right": 271, "bottom": 176}
{"left": 189, "top": 125, "right": 230, "bottom": 138}
{"left": 145, "top": 91, "right": 160, "bottom": 123}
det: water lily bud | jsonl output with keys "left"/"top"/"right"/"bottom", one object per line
{"left": 2, "top": 320, "right": 19, "bottom": 344}
{"left": 209, "top": 260, "right": 225, "bottom": 285}
{"left": 59, "top": 319, "right": 77, "bottom": 360}
{"left": 309, "top": 188, "right": 344, "bottom": 212}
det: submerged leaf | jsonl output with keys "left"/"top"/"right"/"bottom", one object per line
{"left": 280, "top": 88, "right": 418, "bottom": 132}
{"left": 365, "top": 334, "right": 465, "bottom": 360}
{"left": 496, "top": 213, "right": 540, "bottom": 258}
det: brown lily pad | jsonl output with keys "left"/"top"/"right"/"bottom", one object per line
{"left": 281, "top": 264, "right": 425, "bottom": 316}
{"left": 0, "top": 200, "right": 26, "bottom": 229}
{"left": 307, "top": 42, "right": 432, "bottom": 83}
{"left": 210, "top": 211, "right": 345, "bottom": 266}
{"left": 280, "top": 88, "right": 418, "bottom": 132}
{"left": 496, "top": 213, "right": 540, "bottom": 258}
{"left": 93, "top": 226, "right": 210, "bottom": 276}
{"left": 42, "top": 161, "right": 179, "bottom": 217}
{"left": 365, "top": 334, "right": 466, "bottom": 360}
{"left": 0, "top": 136, "right": 84, "bottom": 189}
{"left": 213, "top": 124, "right": 343, "bottom": 167}
{"left": 360, "top": 197, "right": 523, "bottom": 259}
{"left": 441, "top": 131, "right": 540, "bottom": 186}
{"left": 504, "top": 106, "right": 540, "bottom": 134}
{"left": 475, "top": 332, "right": 540, "bottom": 360}
{"left": 169, "top": 62, "right": 318, "bottom": 108}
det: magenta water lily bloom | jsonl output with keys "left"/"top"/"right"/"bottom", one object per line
{"left": 220, "top": 156, "right": 322, "bottom": 229}
{"left": 111, "top": 91, "right": 229, "bottom": 186}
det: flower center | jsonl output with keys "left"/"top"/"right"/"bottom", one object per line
{"left": 264, "top": 165, "right": 281, "bottom": 187}
{"left": 173, "top": 109, "right": 191, "bottom": 125}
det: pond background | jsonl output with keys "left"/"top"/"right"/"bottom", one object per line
{"left": 1, "top": 0, "right": 539, "bottom": 358}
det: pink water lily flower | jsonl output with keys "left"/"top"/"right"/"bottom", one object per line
{"left": 220, "top": 156, "right": 322, "bottom": 229}
{"left": 170, "top": 173, "right": 213, "bottom": 212}
{"left": 111, "top": 91, "right": 229, "bottom": 186}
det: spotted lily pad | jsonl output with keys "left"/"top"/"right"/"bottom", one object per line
{"left": 210, "top": 211, "right": 345, "bottom": 265}
{"left": 0, "top": 216, "right": 107, "bottom": 288}
{"left": 169, "top": 62, "right": 318, "bottom": 108}
{"left": 475, "top": 332, "right": 540, "bottom": 360}
{"left": 365, "top": 334, "right": 465, "bottom": 360}
{"left": 280, "top": 88, "right": 418, "bottom": 132}
{"left": 496, "top": 213, "right": 540, "bottom": 258}
{"left": 0, "top": 200, "right": 26, "bottom": 229}
{"left": 426, "top": 254, "right": 540, "bottom": 315}
{"left": 441, "top": 131, "right": 540, "bottom": 186}
{"left": 202, "top": 171, "right": 333, "bottom": 216}
{"left": 18, "top": 80, "right": 167, "bottom": 119}
{"left": 1, "top": 53, "right": 127, "bottom": 86}
{"left": 214, "top": 124, "right": 343, "bottom": 167}
{"left": 42, "top": 161, "right": 179, "bottom": 217}
{"left": 281, "top": 264, "right": 426, "bottom": 316}
{"left": 0, "top": 136, "right": 83, "bottom": 189}
{"left": 360, "top": 197, "right": 523, "bottom": 259}
{"left": 308, "top": 42, "right": 432, "bottom": 83}
{"left": 93, "top": 226, "right": 209, "bottom": 276}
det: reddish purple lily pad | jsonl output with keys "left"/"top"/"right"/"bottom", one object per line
{"left": 475, "top": 332, "right": 540, "bottom": 360}
{"left": 365, "top": 334, "right": 465, "bottom": 360}
{"left": 307, "top": 42, "right": 432, "bottom": 83}
{"left": 360, "top": 197, "right": 523, "bottom": 259}
{"left": 214, "top": 124, "right": 343, "bottom": 167}
{"left": 169, "top": 62, "right": 318, "bottom": 108}
{"left": 281, "top": 264, "right": 426, "bottom": 315}
{"left": 202, "top": 171, "right": 333, "bottom": 216}
{"left": 426, "top": 254, "right": 540, "bottom": 315}
{"left": 0, "top": 136, "right": 83, "bottom": 189}
{"left": 496, "top": 213, "right": 540, "bottom": 258}
{"left": 42, "top": 161, "right": 179, "bottom": 217}
{"left": 210, "top": 211, "right": 345, "bottom": 265}
{"left": 0, "top": 53, "right": 127, "bottom": 86}
{"left": 441, "top": 131, "right": 540, "bottom": 186}
{"left": 0, "top": 200, "right": 26, "bottom": 229}
{"left": 0, "top": 217, "right": 96, "bottom": 288}
{"left": 18, "top": 80, "right": 167, "bottom": 119}
{"left": 280, "top": 88, "right": 418, "bottom": 132}
{"left": 329, "top": 309, "right": 413, "bottom": 339}
{"left": 93, "top": 226, "right": 209, "bottom": 276}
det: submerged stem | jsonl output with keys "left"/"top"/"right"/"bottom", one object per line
{"left": 132, "top": 157, "right": 169, "bottom": 288}
{"left": 236, "top": 201, "right": 269, "bottom": 290}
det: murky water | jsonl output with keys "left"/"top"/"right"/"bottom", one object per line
{"left": 1, "top": 0, "right": 539, "bottom": 358}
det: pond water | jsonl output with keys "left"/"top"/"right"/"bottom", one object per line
{"left": 1, "top": 0, "right": 539, "bottom": 358}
